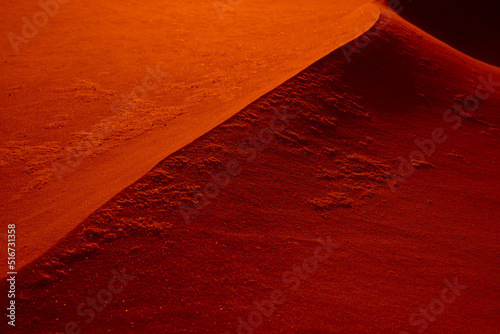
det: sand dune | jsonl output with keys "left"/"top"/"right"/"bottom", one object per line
{"left": 0, "top": 0, "right": 379, "bottom": 273}
{"left": 2, "top": 2, "right": 498, "bottom": 333}
{"left": 393, "top": 0, "right": 500, "bottom": 67}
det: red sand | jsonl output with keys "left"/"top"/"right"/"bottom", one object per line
{"left": 0, "top": 0, "right": 378, "bottom": 272}
{"left": 1, "top": 1, "right": 500, "bottom": 333}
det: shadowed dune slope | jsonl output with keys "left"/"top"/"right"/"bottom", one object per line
{"left": 0, "top": 0, "right": 379, "bottom": 273}
{"left": 2, "top": 4, "right": 499, "bottom": 334}
{"left": 390, "top": 0, "right": 500, "bottom": 67}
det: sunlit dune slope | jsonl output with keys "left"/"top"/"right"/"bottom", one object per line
{"left": 0, "top": 0, "right": 379, "bottom": 272}
{"left": 2, "top": 3, "right": 499, "bottom": 334}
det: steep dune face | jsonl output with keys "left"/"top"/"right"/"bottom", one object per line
{"left": 2, "top": 4, "right": 499, "bottom": 334}
{"left": 0, "top": 0, "right": 380, "bottom": 273}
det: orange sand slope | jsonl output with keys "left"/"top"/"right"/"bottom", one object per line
{"left": 2, "top": 3, "right": 499, "bottom": 334}
{"left": 0, "top": 0, "right": 379, "bottom": 272}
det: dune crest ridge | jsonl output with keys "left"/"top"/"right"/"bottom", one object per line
{"left": 2, "top": 3, "right": 499, "bottom": 334}
{"left": 0, "top": 1, "right": 381, "bottom": 274}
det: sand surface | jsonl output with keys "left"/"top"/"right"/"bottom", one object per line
{"left": 1, "top": 2, "right": 498, "bottom": 333}
{"left": 0, "top": 0, "right": 379, "bottom": 272}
